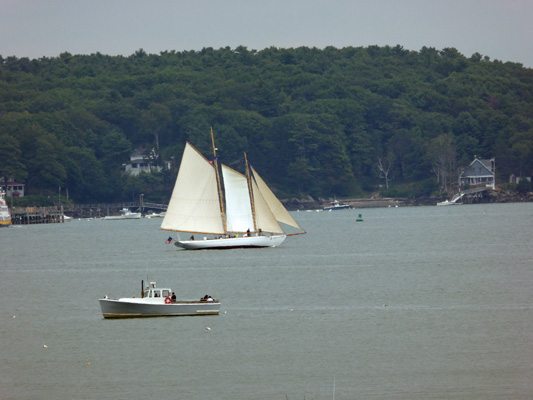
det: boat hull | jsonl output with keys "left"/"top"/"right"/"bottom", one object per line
{"left": 99, "top": 299, "right": 220, "bottom": 318}
{"left": 103, "top": 214, "right": 142, "bottom": 220}
{"left": 174, "top": 234, "right": 286, "bottom": 250}
{"left": 436, "top": 201, "right": 462, "bottom": 206}
{"left": 323, "top": 205, "right": 351, "bottom": 211}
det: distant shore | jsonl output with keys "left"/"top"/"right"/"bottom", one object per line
{"left": 283, "top": 190, "right": 533, "bottom": 211}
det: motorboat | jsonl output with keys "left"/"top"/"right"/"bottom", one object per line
{"left": 145, "top": 212, "right": 166, "bottom": 218}
{"left": 437, "top": 192, "right": 464, "bottom": 206}
{"left": 323, "top": 199, "right": 350, "bottom": 211}
{"left": 103, "top": 208, "right": 142, "bottom": 220}
{"left": 99, "top": 281, "right": 220, "bottom": 318}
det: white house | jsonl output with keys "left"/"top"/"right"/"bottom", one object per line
{"left": 0, "top": 178, "right": 25, "bottom": 197}
{"left": 123, "top": 147, "right": 162, "bottom": 176}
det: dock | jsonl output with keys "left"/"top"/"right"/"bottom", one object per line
{"left": 12, "top": 206, "right": 65, "bottom": 224}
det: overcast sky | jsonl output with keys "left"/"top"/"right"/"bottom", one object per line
{"left": 2, "top": 0, "right": 532, "bottom": 67}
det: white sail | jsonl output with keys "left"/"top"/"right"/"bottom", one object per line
{"left": 160, "top": 142, "right": 225, "bottom": 234}
{"left": 221, "top": 164, "right": 254, "bottom": 233}
{"left": 160, "top": 131, "right": 305, "bottom": 249}
{"left": 251, "top": 177, "right": 284, "bottom": 234}
{"left": 251, "top": 166, "right": 303, "bottom": 230}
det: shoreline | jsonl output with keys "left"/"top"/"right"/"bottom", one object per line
{"left": 282, "top": 190, "right": 533, "bottom": 211}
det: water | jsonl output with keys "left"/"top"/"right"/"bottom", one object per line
{"left": 1, "top": 203, "right": 531, "bottom": 400}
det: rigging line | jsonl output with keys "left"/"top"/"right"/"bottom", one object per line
{"left": 228, "top": 156, "right": 245, "bottom": 166}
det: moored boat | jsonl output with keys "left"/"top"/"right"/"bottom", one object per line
{"left": 103, "top": 208, "right": 142, "bottom": 220}
{"left": 0, "top": 190, "right": 11, "bottom": 227}
{"left": 99, "top": 281, "right": 220, "bottom": 318}
{"left": 145, "top": 212, "right": 166, "bottom": 218}
{"left": 323, "top": 199, "right": 350, "bottom": 211}
{"left": 436, "top": 192, "right": 464, "bottom": 206}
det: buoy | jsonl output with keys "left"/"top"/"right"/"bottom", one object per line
{"left": 13, "top": 315, "right": 15, "bottom": 319}
{"left": 87, "top": 362, "right": 91, "bottom": 366}
{"left": 356, "top": 214, "right": 363, "bottom": 222}
{"left": 43, "top": 345, "right": 48, "bottom": 348}
{"left": 205, "top": 327, "right": 211, "bottom": 331}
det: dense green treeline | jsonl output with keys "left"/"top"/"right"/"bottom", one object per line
{"left": 1, "top": 45, "right": 532, "bottom": 203}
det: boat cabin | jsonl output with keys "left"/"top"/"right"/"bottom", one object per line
{"left": 143, "top": 282, "right": 171, "bottom": 299}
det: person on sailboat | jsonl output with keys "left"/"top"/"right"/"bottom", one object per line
{"left": 246, "top": 228, "right": 251, "bottom": 237}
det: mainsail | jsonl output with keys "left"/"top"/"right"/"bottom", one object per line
{"left": 160, "top": 134, "right": 305, "bottom": 244}
{"left": 221, "top": 164, "right": 254, "bottom": 233}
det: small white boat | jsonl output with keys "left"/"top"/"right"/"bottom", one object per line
{"left": 99, "top": 281, "right": 220, "bottom": 318}
{"left": 104, "top": 208, "right": 142, "bottom": 220}
{"left": 437, "top": 192, "right": 464, "bottom": 206}
{"left": 323, "top": 199, "right": 350, "bottom": 211}
{"left": 145, "top": 212, "right": 166, "bottom": 218}
{"left": 0, "top": 190, "right": 11, "bottom": 227}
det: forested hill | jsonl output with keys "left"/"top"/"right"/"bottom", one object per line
{"left": 1, "top": 45, "right": 532, "bottom": 203}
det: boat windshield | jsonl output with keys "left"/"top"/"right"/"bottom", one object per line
{"left": 143, "top": 289, "right": 170, "bottom": 298}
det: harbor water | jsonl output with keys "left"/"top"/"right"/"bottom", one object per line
{"left": 1, "top": 202, "right": 531, "bottom": 400}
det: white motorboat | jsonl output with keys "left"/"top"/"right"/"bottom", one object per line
{"left": 160, "top": 128, "right": 305, "bottom": 250}
{"left": 323, "top": 199, "right": 350, "bottom": 211}
{"left": 104, "top": 208, "right": 142, "bottom": 220}
{"left": 145, "top": 212, "right": 165, "bottom": 218}
{"left": 437, "top": 192, "right": 464, "bottom": 206}
{"left": 99, "top": 281, "right": 220, "bottom": 318}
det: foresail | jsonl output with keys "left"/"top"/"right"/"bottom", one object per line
{"left": 221, "top": 164, "right": 254, "bottom": 233}
{"left": 251, "top": 178, "right": 284, "bottom": 234}
{"left": 160, "top": 142, "right": 225, "bottom": 234}
{"left": 251, "top": 166, "right": 304, "bottom": 231}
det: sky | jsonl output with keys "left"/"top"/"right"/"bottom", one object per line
{"left": 1, "top": 0, "right": 532, "bottom": 68}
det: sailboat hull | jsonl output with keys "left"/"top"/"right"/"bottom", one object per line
{"left": 175, "top": 234, "right": 286, "bottom": 250}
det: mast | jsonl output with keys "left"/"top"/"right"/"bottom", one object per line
{"left": 244, "top": 153, "right": 258, "bottom": 232}
{"left": 211, "top": 127, "right": 227, "bottom": 233}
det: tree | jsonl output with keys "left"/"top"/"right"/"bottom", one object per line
{"left": 140, "top": 103, "right": 171, "bottom": 151}
{"left": 427, "top": 134, "right": 457, "bottom": 192}
{"left": 0, "top": 135, "right": 27, "bottom": 190}
{"left": 376, "top": 153, "right": 394, "bottom": 189}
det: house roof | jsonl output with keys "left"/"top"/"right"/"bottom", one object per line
{"left": 460, "top": 158, "right": 494, "bottom": 178}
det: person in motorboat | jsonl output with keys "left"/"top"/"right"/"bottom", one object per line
{"left": 171, "top": 292, "right": 176, "bottom": 302}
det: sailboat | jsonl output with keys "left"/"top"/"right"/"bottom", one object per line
{"left": 160, "top": 129, "right": 305, "bottom": 249}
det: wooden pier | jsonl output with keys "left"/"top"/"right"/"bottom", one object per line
{"left": 12, "top": 206, "right": 65, "bottom": 224}
{"left": 9, "top": 202, "right": 168, "bottom": 223}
